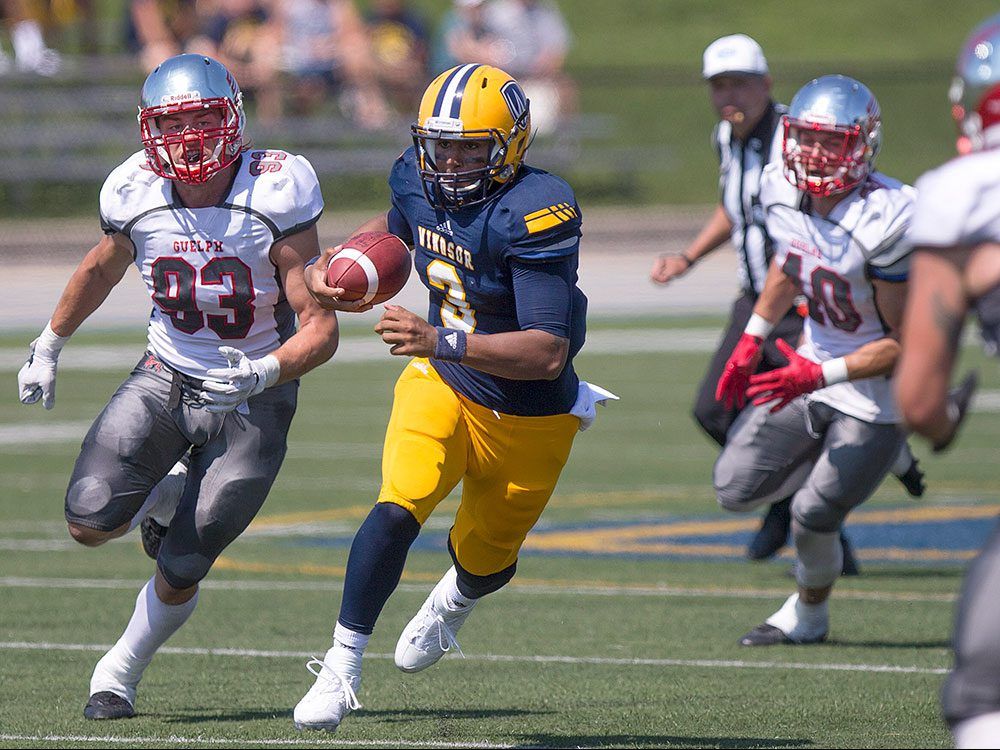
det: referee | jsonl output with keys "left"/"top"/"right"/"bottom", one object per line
{"left": 651, "top": 34, "right": 869, "bottom": 570}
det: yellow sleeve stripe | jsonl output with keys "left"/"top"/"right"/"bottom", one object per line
{"left": 524, "top": 203, "right": 578, "bottom": 234}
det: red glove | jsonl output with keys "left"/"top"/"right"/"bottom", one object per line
{"left": 746, "top": 338, "right": 825, "bottom": 413}
{"left": 715, "top": 333, "right": 764, "bottom": 410}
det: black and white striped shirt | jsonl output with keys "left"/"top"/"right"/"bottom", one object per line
{"left": 713, "top": 101, "right": 786, "bottom": 297}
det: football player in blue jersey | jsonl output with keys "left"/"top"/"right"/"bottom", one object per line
{"left": 292, "top": 62, "right": 615, "bottom": 732}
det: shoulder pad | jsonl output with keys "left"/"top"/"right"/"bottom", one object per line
{"left": 241, "top": 151, "right": 324, "bottom": 240}
{"left": 860, "top": 174, "right": 916, "bottom": 268}
{"left": 388, "top": 147, "right": 421, "bottom": 199}
{"left": 99, "top": 151, "right": 165, "bottom": 235}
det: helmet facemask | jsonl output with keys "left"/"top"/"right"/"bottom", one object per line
{"left": 783, "top": 119, "right": 875, "bottom": 197}
{"left": 412, "top": 108, "right": 530, "bottom": 209}
{"left": 139, "top": 96, "right": 244, "bottom": 185}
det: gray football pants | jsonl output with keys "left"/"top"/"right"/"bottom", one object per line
{"left": 714, "top": 398, "right": 902, "bottom": 534}
{"left": 942, "top": 519, "right": 1000, "bottom": 726}
{"left": 65, "top": 353, "right": 298, "bottom": 588}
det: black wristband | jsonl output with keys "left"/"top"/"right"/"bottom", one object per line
{"left": 680, "top": 253, "right": 695, "bottom": 268}
{"left": 433, "top": 327, "right": 467, "bottom": 362}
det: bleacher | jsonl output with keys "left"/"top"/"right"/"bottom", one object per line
{"left": 0, "top": 54, "right": 665, "bottom": 212}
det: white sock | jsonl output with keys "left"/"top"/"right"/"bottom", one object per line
{"left": 91, "top": 577, "right": 198, "bottom": 700}
{"left": 765, "top": 592, "right": 828, "bottom": 640}
{"left": 120, "top": 577, "right": 198, "bottom": 663}
{"left": 953, "top": 711, "right": 1000, "bottom": 749}
{"left": 891, "top": 441, "right": 914, "bottom": 477}
{"left": 126, "top": 460, "right": 188, "bottom": 531}
{"left": 436, "top": 566, "right": 478, "bottom": 612}
{"left": 127, "top": 489, "right": 163, "bottom": 532}
{"left": 327, "top": 623, "right": 366, "bottom": 685}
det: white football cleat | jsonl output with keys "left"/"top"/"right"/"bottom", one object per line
{"left": 394, "top": 567, "right": 475, "bottom": 673}
{"left": 293, "top": 654, "right": 361, "bottom": 732}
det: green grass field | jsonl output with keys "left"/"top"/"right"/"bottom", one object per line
{"left": 0, "top": 320, "right": 997, "bottom": 748}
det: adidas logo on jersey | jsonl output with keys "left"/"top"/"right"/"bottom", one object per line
{"left": 436, "top": 220, "right": 454, "bottom": 236}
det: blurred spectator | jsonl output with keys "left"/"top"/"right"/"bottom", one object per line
{"left": 441, "top": 0, "right": 575, "bottom": 134}
{"left": 432, "top": 0, "right": 488, "bottom": 74}
{"left": 31, "top": 0, "right": 99, "bottom": 55}
{"left": 1, "top": 0, "right": 61, "bottom": 75}
{"left": 125, "top": 0, "right": 203, "bottom": 73}
{"left": 365, "top": 0, "right": 428, "bottom": 115}
{"left": 272, "top": 0, "right": 390, "bottom": 130}
{"left": 197, "top": 0, "right": 283, "bottom": 124}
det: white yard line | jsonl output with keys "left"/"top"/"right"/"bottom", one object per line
{"left": 0, "top": 640, "right": 948, "bottom": 676}
{"left": 0, "top": 575, "right": 958, "bottom": 603}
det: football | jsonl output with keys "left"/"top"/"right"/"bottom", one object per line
{"left": 325, "top": 231, "right": 412, "bottom": 305}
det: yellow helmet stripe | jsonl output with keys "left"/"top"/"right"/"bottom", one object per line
{"left": 434, "top": 63, "right": 481, "bottom": 120}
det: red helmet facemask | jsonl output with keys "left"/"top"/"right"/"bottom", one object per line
{"left": 782, "top": 119, "right": 870, "bottom": 197}
{"left": 139, "top": 98, "right": 243, "bottom": 185}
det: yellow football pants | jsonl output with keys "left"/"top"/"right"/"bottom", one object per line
{"left": 377, "top": 358, "right": 579, "bottom": 576}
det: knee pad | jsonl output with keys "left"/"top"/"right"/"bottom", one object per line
{"left": 792, "top": 520, "right": 842, "bottom": 589}
{"left": 156, "top": 555, "right": 209, "bottom": 591}
{"left": 449, "top": 537, "right": 516, "bottom": 598}
{"left": 65, "top": 475, "right": 117, "bottom": 530}
{"left": 715, "top": 457, "right": 813, "bottom": 514}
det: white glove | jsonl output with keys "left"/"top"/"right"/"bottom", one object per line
{"left": 17, "top": 323, "right": 70, "bottom": 410}
{"left": 200, "top": 346, "right": 280, "bottom": 414}
{"left": 570, "top": 381, "right": 620, "bottom": 431}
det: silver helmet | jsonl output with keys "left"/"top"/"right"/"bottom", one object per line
{"left": 781, "top": 74, "right": 881, "bottom": 196}
{"left": 951, "top": 13, "right": 1000, "bottom": 153}
{"left": 138, "top": 54, "right": 245, "bottom": 185}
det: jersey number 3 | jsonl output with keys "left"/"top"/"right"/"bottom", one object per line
{"left": 426, "top": 259, "right": 476, "bottom": 332}
{"left": 151, "top": 257, "right": 256, "bottom": 339}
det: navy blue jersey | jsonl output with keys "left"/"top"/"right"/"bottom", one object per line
{"left": 387, "top": 147, "right": 587, "bottom": 416}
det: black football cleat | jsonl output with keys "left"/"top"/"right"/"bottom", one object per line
{"left": 895, "top": 457, "right": 926, "bottom": 498}
{"left": 840, "top": 531, "right": 860, "bottom": 577}
{"left": 140, "top": 516, "right": 167, "bottom": 561}
{"left": 84, "top": 691, "right": 135, "bottom": 720}
{"left": 739, "top": 623, "right": 792, "bottom": 646}
{"left": 739, "top": 623, "right": 827, "bottom": 647}
{"left": 746, "top": 497, "right": 791, "bottom": 560}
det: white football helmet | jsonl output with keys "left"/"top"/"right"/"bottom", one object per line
{"left": 782, "top": 74, "right": 881, "bottom": 197}
{"left": 138, "top": 54, "right": 246, "bottom": 184}
{"left": 951, "top": 13, "right": 1000, "bottom": 153}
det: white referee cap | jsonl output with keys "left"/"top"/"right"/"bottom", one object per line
{"left": 702, "top": 34, "right": 769, "bottom": 79}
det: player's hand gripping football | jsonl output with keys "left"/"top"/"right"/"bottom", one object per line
{"left": 746, "top": 339, "right": 825, "bottom": 413}
{"left": 375, "top": 305, "right": 437, "bottom": 357}
{"left": 715, "top": 332, "right": 764, "bottom": 410}
{"left": 304, "top": 245, "right": 375, "bottom": 313}
{"left": 200, "top": 346, "right": 279, "bottom": 414}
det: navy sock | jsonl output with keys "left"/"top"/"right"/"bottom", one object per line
{"left": 337, "top": 503, "right": 420, "bottom": 635}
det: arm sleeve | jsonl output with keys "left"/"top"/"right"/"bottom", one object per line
{"left": 511, "top": 256, "right": 574, "bottom": 338}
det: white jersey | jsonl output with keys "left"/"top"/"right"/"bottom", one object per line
{"left": 906, "top": 149, "right": 1000, "bottom": 355}
{"left": 907, "top": 149, "right": 1000, "bottom": 249}
{"left": 759, "top": 164, "right": 915, "bottom": 423}
{"left": 99, "top": 149, "right": 323, "bottom": 378}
